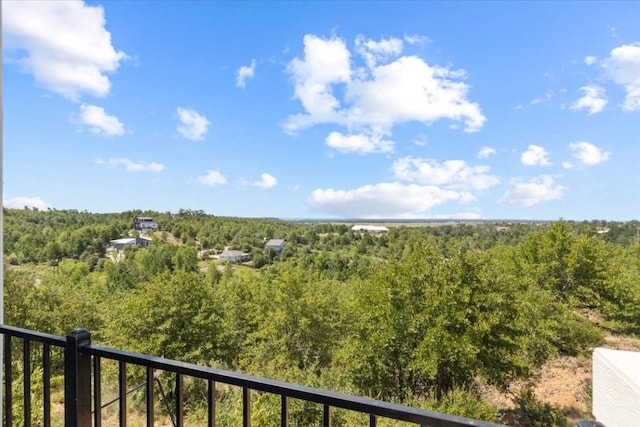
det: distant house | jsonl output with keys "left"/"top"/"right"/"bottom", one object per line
{"left": 351, "top": 225, "right": 389, "bottom": 235}
{"left": 133, "top": 216, "right": 158, "bottom": 232}
{"left": 265, "top": 239, "right": 285, "bottom": 254}
{"left": 108, "top": 236, "right": 152, "bottom": 253}
{"left": 495, "top": 226, "right": 511, "bottom": 232}
{"left": 218, "top": 250, "right": 250, "bottom": 263}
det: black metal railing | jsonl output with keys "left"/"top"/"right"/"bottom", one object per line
{"left": 1, "top": 324, "right": 507, "bottom": 427}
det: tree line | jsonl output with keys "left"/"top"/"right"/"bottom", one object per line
{"left": 3, "top": 208, "right": 640, "bottom": 426}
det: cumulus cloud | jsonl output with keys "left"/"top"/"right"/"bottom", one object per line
{"left": 570, "top": 85, "right": 607, "bottom": 115}
{"left": 284, "top": 34, "right": 486, "bottom": 153}
{"left": 253, "top": 173, "right": 278, "bottom": 189}
{"left": 521, "top": 145, "right": 551, "bottom": 167}
{"left": 75, "top": 104, "right": 124, "bottom": 136}
{"left": 603, "top": 43, "right": 640, "bottom": 111}
{"left": 176, "top": 107, "right": 210, "bottom": 141}
{"left": 197, "top": 170, "right": 227, "bottom": 186}
{"left": 236, "top": 59, "right": 256, "bottom": 88}
{"left": 499, "top": 175, "right": 565, "bottom": 207}
{"left": 95, "top": 157, "right": 164, "bottom": 172}
{"left": 477, "top": 146, "right": 496, "bottom": 159}
{"left": 569, "top": 141, "right": 611, "bottom": 166}
{"left": 325, "top": 132, "right": 394, "bottom": 154}
{"left": 285, "top": 35, "right": 352, "bottom": 132}
{"left": 355, "top": 35, "right": 404, "bottom": 69}
{"left": 392, "top": 156, "right": 499, "bottom": 190}
{"left": 308, "top": 182, "right": 474, "bottom": 218}
{"left": 4, "top": 196, "right": 51, "bottom": 210}
{"left": 3, "top": 1, "right": 127, "bottom": 100}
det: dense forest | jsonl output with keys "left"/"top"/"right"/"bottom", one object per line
{"left": 4, "top": 207, "right": 640, "bottom": 426}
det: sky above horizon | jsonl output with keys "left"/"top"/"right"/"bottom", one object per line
{"left": 3, "top": 1, "right": 639, "bottom": 220}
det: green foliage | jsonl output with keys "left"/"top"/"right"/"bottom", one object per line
{"left": 102, "top": 271, "right": 223, "bottom": 363}
{"left": 3, "top": 212, "right": 640, "bottom": 425}
{"left": 508, "top": 387, "right": 571, "bottom": 427}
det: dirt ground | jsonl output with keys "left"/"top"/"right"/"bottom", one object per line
{"left": 482, "top": 333, "right": 640, "bottom": 423}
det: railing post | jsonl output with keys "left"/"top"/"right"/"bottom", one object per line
{"left": 64, "top": 329, "right": 92, "bottom": 426}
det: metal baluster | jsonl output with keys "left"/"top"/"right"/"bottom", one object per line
{"left": 281, "top": 395, "right": 289, "bottom": 427}
{"left": 208, "top": 380, "right": 215, "bottom": 427}
{"left": 119, "top": 361, "right": 126, "bottom": 427}
{"left": 23, "top": 339, "right": 31, "bottom": 427}
{"left": 93, "top": 356, "right": 101, "bottom": 427}
{"left": 146, "top": 367, "right": 154, "bottom": 427}
{"left": 176, "top": 373, "right": 184, "bottom": 427}
{"left": 43, "top": 344, "right": 50, "bottom": 427}
{"left": 323, "top": 404, "right": 331, "bottom": 427}
{"left": 243, "top": 387, "right": 251, "bottom": 427}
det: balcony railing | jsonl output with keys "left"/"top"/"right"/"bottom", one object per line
{"left": 1, "top": 324, "right": 507, "bottom": 427}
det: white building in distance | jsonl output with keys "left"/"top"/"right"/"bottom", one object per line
{"left": 351, "top": 225, "right": 389, "bottom": 235}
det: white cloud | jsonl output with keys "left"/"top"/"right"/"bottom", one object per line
{"left": 253, "top": 173, "right": 278, "bottom": 189}
{"left": 95, "top": 157, "right": 164, "bottom": 172}
{"left": 284, "top": 34, "right": 486, "bottom": 152}
{"left": 562, "top": 161, "right": 573, "bottom": 169}
{"left": 355, "top": 35, "right": 404, "bottom": 69}
{"left": 404, "top": 34, "right": 431, "bottom": 45}
{"left": 530, "top": 90, "right": 554, "bottom": 105}
{"left": 236, "top": 59, "right": 256, "bottom": 88}
{"left": 521, "top": 145, "right": 551, "bottom": 167}
{"left": 344, "top": 55, "right": 485, "bottom": 133}
{"left": 477, "top": 146, "right": 496, "bottom": 159}
{"left": 570, "top": 85, "right": 607, "bottom": 115}
{"left": 392, "top": 156, "right": 499, "bottom": 191}
{"left": 3, "top": 1, "right": 127, "bottom": 100}
{"left": 197, "top": 170, "right": 227, "bottom": 186}
{"left": 604, "top": 43, "right": 640, "bottom": 111}
{"left": 285, "top": 35, "right": 352, "bottom": 132}
{"left": 75, "top": 104, "right": 124, "bottom": 136}
{"left": 584, "top": 56, "right": 598, "bottom": 66}
{"left": 176, "top": 107, "right": 210, "bottom": 141}
{"left": 308, "top": 182, "right": 474, "bottom": 218}
{"left": 499, "top": 175, "right": 565, "bottom": 207}
{"left": 4, "top": 196, "right": 51, "bottom": 210}
{"left": 325, "top": 131, "right": 394, "bottom": 154}
{"left": 569, "top": 141, "right": 611, "bottom": 166}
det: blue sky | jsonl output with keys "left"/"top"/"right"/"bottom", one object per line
{"left": 3, "top": 1, "right": 639, "bottom": 220}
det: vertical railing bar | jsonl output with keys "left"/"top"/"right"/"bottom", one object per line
{"left": 23, "top": 339, "right": 31, "bottom": 427}
{"left": 146, "top": 367, "right": 154, "bottom": 427}
{"left": 369, "top": 413, "right": 377, "bottom": 427}
{"left": 4, "top": 335, "right": 11, "bottom": 427}
{"left": 43, "top": 344, "right": 51, "bottom": 427}
{"left": 175, "top": 373, "right": 184, "bottom": 427}
{"left": 119, "top": 360, "right": 127, "bottom": 427}
{"left": 207, "top": 380, "right": 215, "bottom": 427}
{"left": 323, "top": 404, "right": 331, "bottom": 427}
{"left": 280, "top": 395, "right": 289, "bottom": 427}
{"left": 93, "top": 356, "right": 102, "bottom": 427}
{"left": 242, "top": 387, "right": 251, "bottom": 427}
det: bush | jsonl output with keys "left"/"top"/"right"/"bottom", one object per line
{"left": 507, "top": 387, "right": 570, "bottom": 427}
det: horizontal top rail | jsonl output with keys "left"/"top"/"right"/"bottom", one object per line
{"left": 85, "top": 343, "right": 506, "bottom": 427}
{"left": 0, "top": 325, "right": 66, "bottom": 347}
{"left": 0, "top": 324, "right": 507, "bottom": 427}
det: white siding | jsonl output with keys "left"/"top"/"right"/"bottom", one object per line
{"left": 593, "top": 347, "right": 640, "bottom": 427}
